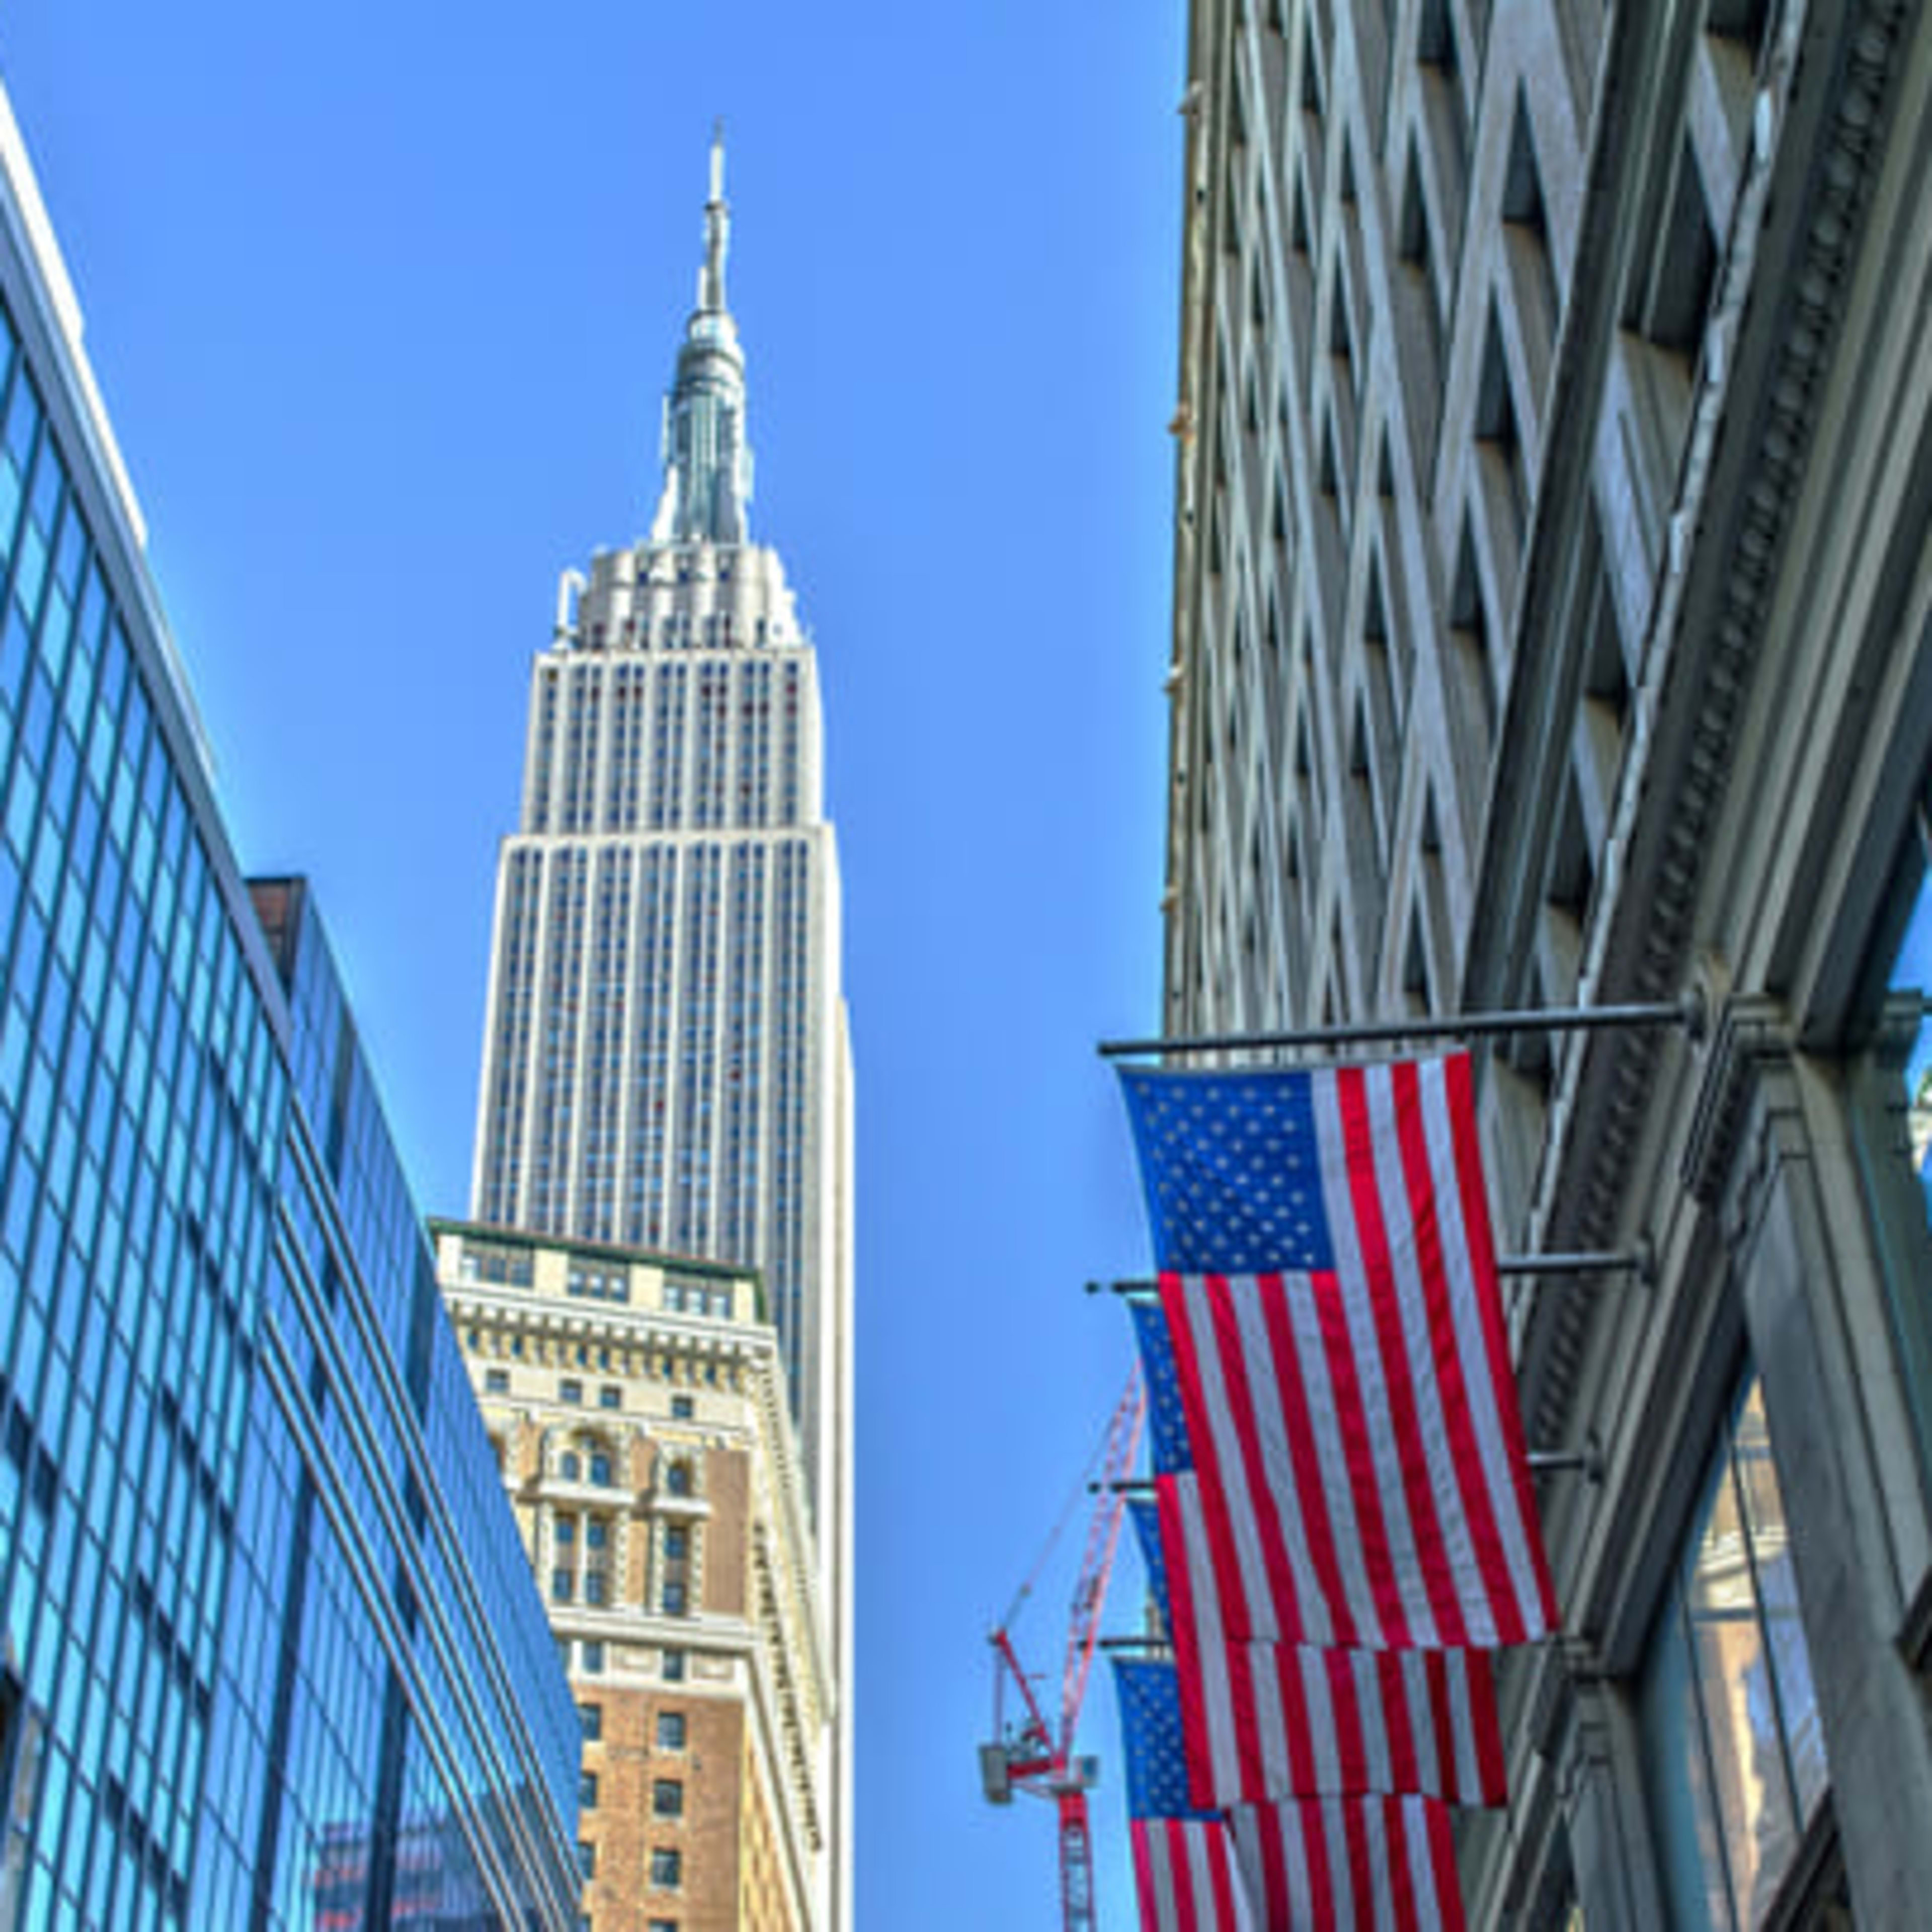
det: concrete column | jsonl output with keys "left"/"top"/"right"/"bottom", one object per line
{"left": 1555, "top": 1675, "right": 1670, "bottom": 1932}
{"left": 1712, "top": 1023, "right": 1932, "bottom": 1927}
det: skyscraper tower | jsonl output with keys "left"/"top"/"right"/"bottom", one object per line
{"left": 469, "top": 128, "right": 853, "bottom": 1922}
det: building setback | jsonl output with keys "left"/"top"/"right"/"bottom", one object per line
{"left": 435, "top": 1221, "right": 830, "bottom": 1931}
{"left": 1163, "top": 2, "right": 1932, "bottom": 1926}
{"left": 468, "top": 134, "right": 854, "bottom": 1927}
{"left": 0, "top": 86, "right": 581, "bottom": 1932}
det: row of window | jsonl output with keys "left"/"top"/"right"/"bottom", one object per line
{"left": 479, "top": 1361, "right": 709, "bottom": 1420}
{"left": 579, "top": 1770, "right": 683, "bottom": 1818}
{"left": 578, "top": 1837, "right": 684, "bottom": 1888}
{"left": 526, "top": 656, "right": 811, "bottom": 837}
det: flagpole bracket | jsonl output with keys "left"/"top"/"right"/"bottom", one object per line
{"left": 1678, "top": 984, "right": 1710, "bottom": 1044}
{"left": 1634, "top": 1233, "right": 1656, "bottom": 1286}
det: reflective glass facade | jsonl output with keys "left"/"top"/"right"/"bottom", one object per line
{"left": 0, "top": 102, "right": 578, "bottom": 1931}
{"left": 1639, "top": 1376, "right": 1827, "bottom": 1931}
{"left": 1884, "top": 788, "right": 1932, "bottom": 1223}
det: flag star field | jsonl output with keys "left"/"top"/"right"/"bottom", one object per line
{"left": 1118, "top": 1067, "right": 1334, "bottom": 1270}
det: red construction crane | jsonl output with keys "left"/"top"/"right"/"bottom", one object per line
{"left": 981, "top": 1370, "right": 1146, "bottom": 1932}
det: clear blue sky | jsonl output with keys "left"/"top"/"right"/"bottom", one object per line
{"left": 0, "top": 7, "right": 1182, "bottom": 1923}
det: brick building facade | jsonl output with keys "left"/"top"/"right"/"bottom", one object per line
{"left": 435, "top": 1222, "right": 829, "bottom": 1931}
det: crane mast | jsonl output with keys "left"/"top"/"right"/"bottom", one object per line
{"left": 981, "top": 1372, "right": 1146, "bottom": 1932}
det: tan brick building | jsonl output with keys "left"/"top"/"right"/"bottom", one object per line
{"left": 433, "top": 1221, "right": 830, "bottom": 1932}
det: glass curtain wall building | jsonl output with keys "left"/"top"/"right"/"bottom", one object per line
{"left": 0, "top": 83, "right": 580, "bottom": 1931}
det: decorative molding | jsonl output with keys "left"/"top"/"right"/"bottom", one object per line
{"left": 1682, "top": 993, "right": 1793, "bottom": 1207}
{"left": 1523, "top": 0, "right": 1908, "bottom": 1447}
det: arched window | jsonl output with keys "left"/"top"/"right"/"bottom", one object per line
{"left": 664, "top": 1459, "right": 693, "bottom": 1498}
{"left": 557, "top": 1429, "right": 618, "bottom": 1488}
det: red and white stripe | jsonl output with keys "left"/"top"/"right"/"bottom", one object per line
{"left": 1160, "top": 1056, "right": 1557, "bottom": 1650}
{"left": 1230, "top": 1795, "right": 1466, "bottom": 1931}
{"left": 1131, "top": 1818, "right": 1255, "bottom": 1932}
{"left": 1161, "top": 1473, "right": 1507, "bottom": 1809}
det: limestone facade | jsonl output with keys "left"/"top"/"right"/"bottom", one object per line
{"left": 1163, "top": 2, "right": 1932, "bottom": 1923}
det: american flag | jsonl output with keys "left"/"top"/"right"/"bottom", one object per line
{"left": 1160, "top": 1472, "right": 1506, "bottom": 1808}
{"left": 1127, "top": 1495, "right": 1173, "bottom": 1635}
{"left": 1132, "top": 1300, "right": 1194, "bottom": 1476}
{"left": 1113, "top": 1660, "right": 1252, "bottom": 1932}
{"left": 1229, "top": 1794, "right": 1467, "bottom": 1932}
{"left": 1126, "top": 1054, "right": 1557, "bottom": 1649}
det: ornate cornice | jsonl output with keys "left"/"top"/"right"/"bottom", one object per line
{"left": 447, "top": 1281, "right": 770, "bottom": 1371}
{"left": 1520, "top": 0, "right": 1908, "bottom": 1448}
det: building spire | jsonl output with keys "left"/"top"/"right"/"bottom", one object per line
{"left": 700, "top": 119, "right": 729, "bottom": 313}
{"left": 652, "top": 123, "right": 753, "bottom": 545}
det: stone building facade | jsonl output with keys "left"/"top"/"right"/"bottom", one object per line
{"left": 466, "top": 141, "right": 853, "bottom": 1922}
{"left": 434, "top": 1221, "right": 829, "bottom": 1932}
{"left": 1162, "top": 1, "right": 1932, "bottom": 1924}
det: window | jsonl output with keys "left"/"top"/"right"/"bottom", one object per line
{"left": 590, "top": 1452, "right": 614, "bottom": 1487}
{"left": 664, "top": 1460, "right": 692, "bottom": 1497}
{"left": 657, "top": 1711, "right": 686, "bottom": 1751}
{"left": 650, "top": 1848, "right": 682, "bottom": 1890}
{"left": 555, "top": 1514, "right": 578, "bottom": 1545}
{"left": 653, "top": 1779, "right": 684, "bottom": 1819}
{"left": 663, "top": 1526, "right": 689, "bottom": 1560}
{"left": 662, "top": 1579, "right": 687, "bottom": 1616}
{"left": 569, "top": 1262, "right": 629, "bottom": 1303}
{"left": 581, "top": 1772, "right": 599, "bottom": 1810}
{"left": 1639, "top": 1374, "right": 1826, "bottom": 1928}
{"left": 650, "top": 1921, "right": 679, "bottom": 1932}
{"left": 484, "top": 1367, "right": 510, "bottom": 1394}
{"left": 560, "top": 1378, "right": 584, "bottom": 1404}
{"left": 560, "top": 1451, "right": 582, "bottom": 1481}
{"left": 551, "top": 1570, "right": 574, "bottom": 1601}
{"left": 1881, "top": 800, "right": 1932, "bottom": 1232}
{"left": 462, "top": 1241, "right": 533, "bottom": 1286}
{"left": 578, "top": 1841, "right": 597, "bottom": 1879}
{"left": 579, "top": 1702, "right": 603, "bottom": 1741}
{"left": 662, "top": 1650, "right": 686, "bottom": 1682}
{"left": 585, "top": 1570, "right": 608, "bottom": 1606}
{"left": 581, "top": 1641, "right": 605, "bottom": 1674}
{"left": 585, "top": 1517, "right": 609, "bottom": 1551}
{"left": 670, "top": 1395, "right": 694, "bottom": 1420}
{"left": 600, "top": 1385, "right": 622, "bottom": 1410}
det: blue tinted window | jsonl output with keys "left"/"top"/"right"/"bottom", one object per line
{"left": 0, "top": 277, "right": 579, "bottom": 1930}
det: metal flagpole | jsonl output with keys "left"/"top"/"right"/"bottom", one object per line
{"left": 1086, "top": 1249, "right": 1650, "bottom": 1298}
{"left": 1097, "top": 992, "right": 1703, "bottom": 1061}
{"left": 1099, "top": 1453, "right": 1603, "bottom": 1490}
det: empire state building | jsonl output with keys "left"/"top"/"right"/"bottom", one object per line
{"left": 469, "top": 131, "right": 854, "bottom": 1823}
